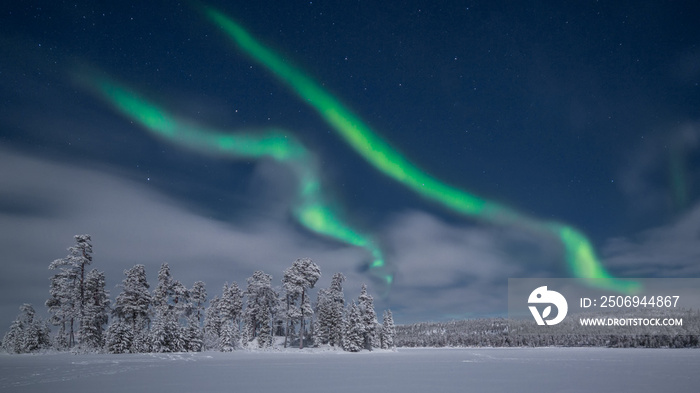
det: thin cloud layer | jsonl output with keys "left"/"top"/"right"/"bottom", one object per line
{"left": 603, "top": 202, "right": 700, "bottom": 277}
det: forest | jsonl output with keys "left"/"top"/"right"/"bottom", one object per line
{"left": 2, "top": 235, "right": 396, "bottom": 354}
{"left": 4, "top": 235, "right": 699, "bottom": 354}
{"left": 395, "top": 314, "right": 700, "bottom": 348}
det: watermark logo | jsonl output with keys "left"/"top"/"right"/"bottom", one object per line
{"left": 528, "top": 286, "right": 568, "bottom": 325}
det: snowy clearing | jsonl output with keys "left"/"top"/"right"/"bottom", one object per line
{"left": 1, "top": 347, "right": 698, "bottom": 393}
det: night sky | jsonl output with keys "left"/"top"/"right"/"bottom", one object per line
{"left": 1, "top": 0, "right": 699, "bottom": 326}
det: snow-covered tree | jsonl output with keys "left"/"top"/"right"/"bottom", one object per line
{"left": 105, "top": 320, "right": 132, "bottom": 354}
{"left": 203, "top": 295, "right": 222, "bottom": 350}
{"left": 150, "top": 307, "right": 182, "bottom": 352}
{"left": 182, "top": 314, "right": 203, "bottom": 352}
{"left": 342, "top": 301, "right": 364, "bottom": 352}
{"left": 217, "top": 282, "right": 243, "bottom": 350}
{"left": 357, "top": 284, "right": 378, "bottom": 350}
{"left": 45, "top": 266, "right": 73, "bottom": 349}
{"left": 316, "top": 273, "right": 345, "bottom": 347}
{"left": 282, "top": 258, "right": 321, "bottom": 349}
{"left": 219, "top": 283, "right": 243, "bottom": 329}
{"left": 381, "top": 310, "right": 396, "bottom": 349}
{"left": 182, "top": 281, "right": 206, "bottom": 352}
{"left": 150, "top": 263, "right": 188, "bottom": 352}
{"left": 244, "top": 271, "right": 278, "bottom": 348}
{"left": 46, "top": 234, "right": 93, "bottom": 348}
{"left": 257, "top": 300, "right": 273, "bottom": 348}
{"left": 112, "top": 264, "right": 151, "bottom": 352}
{"left": 219, "top": 320, "right": 237, "bottom": 351}
{"left": 79, "top": 269, "right": 110, "bottom": 351}
{"left": 315, "top": 288, "right": 331, "bottom": 345}
{"left": 189, "top": 281, "right": 207, "bottom": 325}
{"left": 2, "top": 304, "right": 50, "bottom": 354}
{"left": 282, "top": 287, "right": 300, "bottom": 348}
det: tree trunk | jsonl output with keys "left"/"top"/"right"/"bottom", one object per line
{"left": 69, "top": 317, "right": 75, "bottom": 347}
{"left": 299, "top": 289, "right": 305, "bottom": 349}
{"left": 79, "top": 249, "right": 86, "bottom": 343}
{"left": 284, "top": 294, "right": 289, "bottom": 348}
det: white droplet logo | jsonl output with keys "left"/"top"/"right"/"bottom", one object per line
{"left": 528, "top": 286, "right": 568, "bottom": 326}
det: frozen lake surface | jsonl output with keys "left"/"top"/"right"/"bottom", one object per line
{"left": 1, "top": 347, "right": 698, "bottom": 392}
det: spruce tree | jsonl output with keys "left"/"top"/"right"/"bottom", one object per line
{"left": 2, "top": 304, "right": 50, "bottom": 354}
{"left": 183, "top": 281, "right": 206, "bottom": 352}
{"left": 150, "top": 263, "right": 187, "bottom": 352}
{"left": 381, "top": 310, "right": 396, "bottom": 349}
{"left": 112, "top": 265, "right": 151, "bottom": 352}
{"left": 105, "top": 320, "right": 132, "bottom": 354}
{"left": 342, "top": 302, "right": 364, "bottom": 352}
{"left": 219, "top": 283, "right": 243, "bottom": 330}
{"left": 219, "top": 320, "right": 237, "bottom": 351}
{"left": 217, "top": 282, "right": 243, "bottom": 350}
{"left": 327, "top": 273, "right": 345, "bottom": 347}
{"left": 357, "top": 284, "right": 378, "bottom": 350}
{"left": 79, "top": 269, "right": 110, "bottom": 351}
{"left": 189, "top": 281, "right": 207, "bottom": 325}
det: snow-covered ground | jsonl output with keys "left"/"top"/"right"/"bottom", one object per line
{"left": 1, "top": 347, "right": 698, "bottom": 392}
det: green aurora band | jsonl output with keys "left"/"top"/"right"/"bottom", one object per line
{"left": 84, "top": 75, "right": 389, "bottom": 284}
{"left": 202, "top": 5, "right": 639, "bottom": 293}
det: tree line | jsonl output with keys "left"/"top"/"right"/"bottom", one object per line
{"left": 1, "top": 234, "right": 396, "bottom": 354}
{"left": 395, "top": 318, "right": 700, "bottom": 348}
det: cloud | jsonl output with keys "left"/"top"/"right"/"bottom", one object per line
{"left": 379, "top": 211, "right": 563, "bottom": 322}
{"left": 0, "top": 148, "right": 368, "bottom": 327}
{"left": 0, "top": 147, "right": 570, "bottom": 329}
{"left": 603, "top": 201, "right": 700, "bottom": 277}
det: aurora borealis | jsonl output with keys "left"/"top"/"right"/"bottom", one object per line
{"left": 83, "top": 74, "right": 389, "bottom": 284}
{"left": 1, "top": 0, "right": 698, "bottom": 323}
{"left": 201, "top": 6, "right": 637, "bottom": 292}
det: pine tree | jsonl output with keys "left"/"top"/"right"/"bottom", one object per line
{"left": 257, "top": 300, "right": 273, "bottom": 348}
{"left": 189, "top": 281, "right": 207, "bottom": 325}
{"left": 245, "top": 271, "right": 278, "bottom": 348}
{"left": 282, "top": 288, "right": 300, "bottom": 348}
{"left": 2, "top": 304, "right": 50, "bottom": 354}
{"left": 381, "top": 310, "right": 396, "bottom": 349}
{"left": 217, "top": 282, "right": 243, "bottom": 350}
{"left": 342, "top": 301, "right": 364, "bottom": 352}
{"left": 79, "top": 269, "right": 110, "bottom": 351}
{"left": 112, "top": 265, "right": 151, "bottom": 352}
{"left": 282, "top": 258, "right": 321, "bottom": 349}
{"left": 203, "top": 295, "right": 222, "bottom": 350}
{"left": 46, "top": 234, "right": 93, "bottom": 348}
{"left": 45, "top": 267, "right": 73, "bottom": 349}
{"left": 357, "top": 284, "right": 378, "bottom": 350}
{"left": 183, "top": 281, "right": 206, "bottom": 352}
{"left": 150, "top": 263, "right": 187, "bottom": 352}
{"left": 315, "top": 288, "right": 332, "bottom": 345}
{"left": 219, "top": 283, "right": 243, "bottom": 330}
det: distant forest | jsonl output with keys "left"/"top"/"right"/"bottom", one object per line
{"left": 2, "top": 235, "right": 396, "bottom": 354}
{"left": 396, "top": 317, "right": 700, "bottom": 348}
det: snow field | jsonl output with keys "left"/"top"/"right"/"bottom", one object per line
{"left": 1, "top": 347, "right": 699, "bottom": 393}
